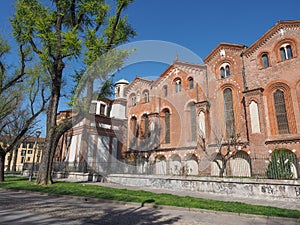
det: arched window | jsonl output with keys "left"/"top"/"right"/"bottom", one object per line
{"left": 163, "top": 85, "right": 168, "bottom": 97}
{"left": 262, "top": 53, "right": 269, "bottom": 68}
{"left": 223, "top": 88, "right": 235, "bottom": 137}
{"left": 280, "top": 44, "right": 293, "bottom": 61}
{"left": 225, "top": 65, "right": 230, "bottom": 76}
{"left": 220, "top": 64, "right": 230, "bottom": 78}
{"left": 144, "top": 91, "right": 150, "bottom": 103}
{"left": 131, "top": 95, "right": 136, "bottom": 106}
{"left": 116, "top": 86, "right": 120, "bottom": 97}
{"left": 190, "top": 103, "right": 197, "bottom": 141}
{"left": 130, "top": 117, "right": 138, "bottom": 148}
{"left": 164, "top": 109, "right": 170, "bottom": 144}
{"left": 273, "top": 90, "right": 289, "bottom": 134}
{"left": 131, "top": 117, "right": 138, "bottom": 137}
{"left": 188, "top": 77, "right": 194, "bottom": 89}
{"left": 220, "top": 67, "right": 225, "bottom": 78}
{"left": 142, "top": 114, "right": 149, "bottom": 139}
{"left": 175, "top": 79, "right": 181, "bottom": 93}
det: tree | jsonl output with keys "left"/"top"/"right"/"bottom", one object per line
{"left": 12, "top": 0, "right": 136, "bottom": 185}
{"left": 0, "top": 37, "right": 49, "bottom": 182}
{"left": 197, "top": 129, "right": 245, "bottom": 177}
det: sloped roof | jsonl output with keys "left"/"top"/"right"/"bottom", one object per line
{"left": 151, "top": 61, "right": 205, "bottom": 88}
{"left": 244, "top": 20, "right": 300, "bottom": 57}
{"left": 204, "top": 42, "right": 245, "bottom": 64}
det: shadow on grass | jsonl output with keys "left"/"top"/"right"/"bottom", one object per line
{"left": 0, "top": 189, "right": 181, "bottom": 225}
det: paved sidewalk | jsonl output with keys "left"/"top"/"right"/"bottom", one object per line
{"left": 0, "top": 188, "right": 299, "bottom": 225}
{"left": 83, "top": 181, "right": 300, "bottom": 210}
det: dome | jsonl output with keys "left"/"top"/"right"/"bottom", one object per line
{"left": 115, "top": 78, "right": 129, "bottom": 85}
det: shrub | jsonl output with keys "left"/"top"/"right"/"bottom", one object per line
{"left": 266, "top": 149, "right": 295, "bottom": 179}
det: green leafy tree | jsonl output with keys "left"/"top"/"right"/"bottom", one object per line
{"left": 0, "top": 35, "right": 49, "bottom": 182}
{"left": 12, "top": 0, "right": 136, "bottom": 185}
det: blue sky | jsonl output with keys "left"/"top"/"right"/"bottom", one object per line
{"left": 0, "top": 0, "right": 300, "bottom": 135}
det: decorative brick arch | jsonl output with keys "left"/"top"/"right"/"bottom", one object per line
{"left": 265, "top": 81, "right": 297, "bottom": 135}
{"left": 257, "top": 51, "right": 271, "bottom": 69}
{"left": 273, "top": 37, "right": 298, "bottom": 62}
{"left": 214, "top": 58, "right": 235, "bottom": 79}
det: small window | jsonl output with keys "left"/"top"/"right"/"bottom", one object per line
{"left": 28, "top": 142, "right": 34, "bottom": 149}
{"left": 262, "top": 53, "right": 269, "bottom": 68}
{"left": 220, "top": 64, "right": 230, "bottom": 78}
{"left": 144, "top": 91, "right": 150, "bottom": 103}
{"left": 225, "top": 65, "right": 230, "bottom": 76}
{"left": 116, "top": 86, "right": 120, "bottom": 98}
{"left": 189, "top": 77, "right": 194, "bottom": 89}
{"left": 280, "top": 44, "right": 293, "bottom": 61}
{"left": 28, "top": 150, "right": 33, "bottom": 154}
{"left": 164, "top": 86, "right": 168, "bottom": 97}
{"left": 131, "top": 95, "right": 136, "bottom": 106}
{"left": 175, "top": 79, "right": 181, "bottom": 93}
{"left": 100, "top": 104, "right": 106, "bottom": 115}
{"left": 21, "top": 142, "right": 26, "bottom": 148}
{"left": 21, "top": 150, "right": 26, "bottom": 156}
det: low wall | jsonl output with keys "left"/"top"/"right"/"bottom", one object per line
{"left": 52, "top": 172, "right": 104, "bottom": 182}
{"left": 106, "top": 174, "right": 300, "bottom": 201}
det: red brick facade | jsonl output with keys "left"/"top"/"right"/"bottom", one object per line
{"left": 124, "top": 20, "right": 300, "bottom": 177}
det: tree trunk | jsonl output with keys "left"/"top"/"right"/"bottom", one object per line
{"left": 0, "top": 150, "right": 6, "bottom": 182}
{"left": 36, "top": 67, "right": 62, "bottom": 185}
{"left": 11, "top": 148, "right": 18, "bottom": 172}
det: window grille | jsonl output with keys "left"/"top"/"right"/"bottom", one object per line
{"left": 273, "top": 90, "right": 290, "bottom": 134}
{"left": 223, "top": 88, "right": 235, "bottom": 137}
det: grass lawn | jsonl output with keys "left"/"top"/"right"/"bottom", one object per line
{"left": 1, "top": 176, "right": 299, "bottom": 219}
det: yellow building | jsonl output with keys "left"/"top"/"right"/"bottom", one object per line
{"left": 3, "top": 135, "right": 45, "bottom": 172}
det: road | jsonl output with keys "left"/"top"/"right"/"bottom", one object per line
{"left": 0, "top": 189, "right": 299, "bottom": 225}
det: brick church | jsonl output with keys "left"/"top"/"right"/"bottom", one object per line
{"left": 55, "top": 20, "right": 300, "bottom": 178}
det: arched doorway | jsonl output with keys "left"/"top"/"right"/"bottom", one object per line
{"left": 155, "top": 155, "right": 167, "bottom": 175}
{"left": 210, "top": 153, "right": 224, "bottom": 177}
{"left": 184, "top": 154, "right": 198, "bottom": 175}
{"left": 266, "top": 148, "right": 299, "bottom": 179}
{"left": 169, "top": 154, "right": 181, "bottom": 175}
{"left": 230, "top": 151, "right": 252, "bottom": 177}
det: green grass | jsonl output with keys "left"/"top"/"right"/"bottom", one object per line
{"left": 1, "top": 176, "right": 300, "bottom": 219}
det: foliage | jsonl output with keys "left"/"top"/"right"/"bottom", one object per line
{"left": 11, "top": 0, "right": 136, "bottom": 185}
{"left": 266, "top": 149, "right": 295, "bottom": 180}
{"left": 1, "top": 176, "right": 300, "bottom": 218}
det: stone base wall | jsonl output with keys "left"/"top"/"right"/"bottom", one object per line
{"left": 106, "top": 174, "right": 300, "bottom": 201}
{"left": 52, "top": 172, "right": 103, "bottom": 182}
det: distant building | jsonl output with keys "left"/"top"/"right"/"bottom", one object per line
{"left": 3, "top": 135, "right": 45, "bottom": 172}
{"left": 54, "top": 80, "right": 128, "bottom": 174}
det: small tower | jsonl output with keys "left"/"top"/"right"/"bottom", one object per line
{"left": 111, "top": 78, "right": 129, "bottom": 119}
{"left": 114, "top": 78, "right": 129, "bottom": 99}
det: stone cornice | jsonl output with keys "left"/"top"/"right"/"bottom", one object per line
{"left": 265, "top": 137, "right": 300, "bottom": 145}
